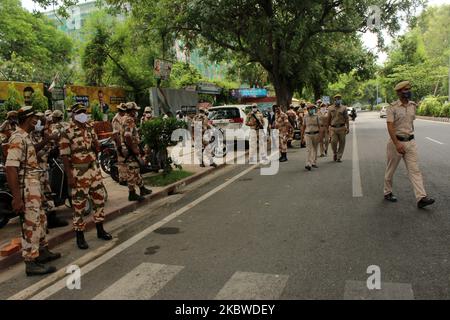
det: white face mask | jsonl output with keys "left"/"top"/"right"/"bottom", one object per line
{"left": 74, "top": 113, "right": 88, "bottom": 123}
{"left": 34, "top": 120, "right": 44, "bottom": 132}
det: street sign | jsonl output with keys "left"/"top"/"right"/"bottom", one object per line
{"left": 197, "top": 82, "right": 222, "bottom": 95}
{"left": 154, "top": 59, "right": 173, "bottom": 80}
{"left": 231, "top": 88, "right": 268, "bottom": 98}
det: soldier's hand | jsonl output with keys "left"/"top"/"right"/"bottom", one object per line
{"left": 395, "top": 143, "right": 406, "bottom": 155}
{"left": 12, "top": 197, "right": 25, "bottom": 214}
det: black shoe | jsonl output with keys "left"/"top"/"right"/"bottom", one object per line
{"left": 140, "top": 186, "right": 152, "bottom": 196}
{"left": 200, "top": 163, "right": 206, "bottom": 168}
{"left": 96, "top": 223, "right": 112, "bottom": 240}
{"left": 47, "top": 212, "right": 69, "bottom": 229}
{"left": 418, "top": 197, "right": 435, "bottom": 209}
{"left": 333, "top": 154, "right": 337, "bottom": 161}
{"left": 25, "top": 261, "right": 57, "bottom": 277}
{"left": 279, "top": 152, "right": 288, "bottom": 162}
{"left": 119, "top": 181, "right": 128, "bottom": 186}
{"left": 337, "top": 159, "right": 342, "bottom": 163}
{"left": 312, "top": 165, "right": 318, "bottom": 168}
{"left": 76, "top": 231, "right": 89, "bottom": 250}
{"left": 129, "top": 191, "right": 145, "bottom": 202}
{"left": 305, "top": 165, "right": 311, "bottom": 171}
{"left": 384, "top": 193, "right": 398, "bottom": 202}
{"left": 35, "top": 247, "right": 61, "bottom": 264}
{"left": 210, "top": 163, "right": 218, "bottom": 168}
{"left": 319, "top": 154, "right": 325, "bottom": 158}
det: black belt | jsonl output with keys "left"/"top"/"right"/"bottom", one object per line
{"left": 396, "top": 135, "right": 414, "bottom": 142}
{"left": 305, "top": 131, "right": 319, "bottom": 135}
{"left": 331, "top": 124, "right": 346, "bottom": 128}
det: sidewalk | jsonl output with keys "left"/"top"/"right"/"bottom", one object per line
{"left": 0, "top": 147, "right": 246, "bottom": 270}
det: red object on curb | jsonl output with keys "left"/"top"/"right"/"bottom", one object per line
{"left": 0, "top": 241, "right": 21, "bottom": 257}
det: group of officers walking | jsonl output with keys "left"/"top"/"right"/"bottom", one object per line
{"left": 1, "top": 101, "right": 152, "bottom": 276}
{"left": 246, "top": 93, "right": 350, "bottom": 169}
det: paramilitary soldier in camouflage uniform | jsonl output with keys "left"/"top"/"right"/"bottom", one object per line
{"left": 5, "top": 106, "right": 60, "bottom": 276}
{"left": 112, "top": 103, "right": 128, "bottom": 186}
{"left": 193, "top": 108, "right": 217, "bottom": 168}
{"left": 327, "top": 94, "right": 349, "bottom": 162}
{"left": 0, "top": 111, "right": 18, "bottom": 144}
{"left": 286, "top": 106, "right": 298, "bottom": 149}
{"left": 60, "top": 103, "right": 112, "bottom": 249}
{"left": 245, "top": 104, "right": 267, "bottom": 163}
{"left": 30, "top": 115, "right": 68, "bottom": 228}
{"left": 120, "top": 102, "right": 152, "bottom": 201}
{"left": 272, "top": 105, "right": 292, "bottom": 162}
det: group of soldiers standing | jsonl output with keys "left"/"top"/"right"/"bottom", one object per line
{"left": 1, "top": 100, "right": 153, "bottom": 276}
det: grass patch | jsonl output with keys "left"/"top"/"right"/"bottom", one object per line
{"left": 144, "top": 170, "right": 194, "bottom": 187}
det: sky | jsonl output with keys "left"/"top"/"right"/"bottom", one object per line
{"left": 21, "top": 0, "right": 450, "bottom": 64}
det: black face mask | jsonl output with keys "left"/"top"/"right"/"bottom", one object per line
{"left": 402, "top": 91, "right": 412, "bottom": 100}
{"left": 10, "top": 118, "right": 18, "bottom": 125}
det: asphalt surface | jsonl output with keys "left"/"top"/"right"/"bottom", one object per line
{"left": 1, "top": 112, "right": 449, "bottom": 300}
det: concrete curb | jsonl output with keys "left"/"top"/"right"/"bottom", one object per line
{"left": 417, "top": 116, "right": 450, "bottom": 123}
{"left": 0, "top": 162, "right": 227, "bottom": 271}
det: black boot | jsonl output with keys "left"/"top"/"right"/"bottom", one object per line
{"left": 76, "top": 231, "right": 89, "bottom": 250}
{"left": 140, "top": 186, "right": 152, "bottom": 196}
{"left": 36, "top": 247, "right": 61, "bottom": 264}
{"left": 279, "top": 152, "right": 288, "bottom": 162}
{"left": 129, "top": 191, "right": 145, "bottom": 202}
{"left": 46, "top": 211, "right": 69, "bottom": 229}
{"left": 96, "top": 223, "right": 112, "bottom": 240}
{"left": 25, "top": 260, "right": 56, "bottom": 277}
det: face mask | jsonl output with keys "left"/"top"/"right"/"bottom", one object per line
{"left": 321, "top": 107, "right": 326, "bottom": 113}
{"left": 34, "top": 120, "right": 44, "bottom": 132}
{"left": 308, "top": 109, "right": 316, "bottom": 116}
{"left": 335, "top": 100, "right": 342, "bottom": 106}
{"left": 74, "top": 113, "right": 88, "bottom": 123}
{"left": 10, "top": 118, "right": 18, "bottom": 125}
{"left": 67, "top": 112, "right": 72, "bottom": 118}
{"left": 252, "top": 108, "right": 258, "bottom": 113}
{"left": 402, "top": 91, "right": 412, "bottom": 100}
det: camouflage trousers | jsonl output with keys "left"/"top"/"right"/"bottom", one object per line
{"left": 278, "top": 131, "right": 288, "bottom": 153}
{"left": 195, "top": 140, "right": 214, "bottom": 166}
{"left": 40, "top": 164, "right": 55, "bottom": 212}
{"left": 124, "top": 160, "right": 144, "bottom": 192}
{"left": 117, "top": 154, "right": 128, "bottom": 183}
{"left": 71, "top": 163, "right": 105, "bottom": 231}
{"left": 21, "top": 176, "right": 48, "bottom": 261}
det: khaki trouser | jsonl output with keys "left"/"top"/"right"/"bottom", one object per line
{"left": 249, "top": 129, "right": 267, "bottom": 162}
{"left": 319, "top": 126, "right": 329, "bottom": 155}
{"left": 331, "top": 127, "right": 346, "bottom": 160}
{"left": 384, "top": 139, "right": 427, "bottom": 202}
{"left": 305, "top": 134, "right": 319, "bottom": 166}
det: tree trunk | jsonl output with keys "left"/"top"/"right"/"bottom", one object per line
{"left": 271, "top": 73, "right": 293, "bottom": 111}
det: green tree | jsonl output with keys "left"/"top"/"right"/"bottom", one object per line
{"left": 106, "top": 0, "right": 424, "bottom": 108}
{"left": 31, "top": 89, "right": 49, "bottom": 112}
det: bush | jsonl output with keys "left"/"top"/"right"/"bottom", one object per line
{"left": 90, "top": 103, "right": 104, "bottom": 122}
{"left": 140, "top": 117, "right": 187, "bottom": 173}
{"left": 418, "top": 97, "right": 442, "bottom": 116}
{"left": 0, "top": 85, "right": 23, "bottom": 121}
{"left": 440, "top": 102, "right": 450, "bottom": 118}
{"left": 31, "top": 89, "right": 48, "bottom": 113}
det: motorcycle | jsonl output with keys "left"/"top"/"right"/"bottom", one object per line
{"left": 0, "top": 164, "right": 14, "bottom": 228}
{"left": 98, "top": 137, "right": 117, "bottom": 175}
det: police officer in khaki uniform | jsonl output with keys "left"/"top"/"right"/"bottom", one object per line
{"left": 327, "top": 94, "right": 349, "bottom": 162}
{"left": 317, "top": 102, "right": 329, "bottom": 157}
{"left": 5, "top": 106, "right": 60, "bottom": 276}
{"left": 302, "top": 103, "right": 322, "bottom": 170}
{"left": 383, "top": 81, "right": 435, "bottom": 208}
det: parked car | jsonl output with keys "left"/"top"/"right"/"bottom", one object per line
{"left": 208, "top": 105, "right": 268, "bottom": 142}
{"left": 380, "top": 106, "right": 387, "bottom": 118}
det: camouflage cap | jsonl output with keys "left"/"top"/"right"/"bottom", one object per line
{"left": 307, "top": 103, "right": 317, "bottom": 109}
{"left": 117, "top": 103, "right": 127, "bottom": 111}
{"left": 52, "top": 110, "right": 63, "bottom": 118}
{"left": 6, "top": 110, "right": 18, "bottom": 119}
{"left": 17, "top": 106, "right": 43, "bottom": 120}
{"left": 333, "top": 94, "right": 342, "bottom": 99}
{"left": 144, "top": 106, "right": 152, "bottom": 113}
{"left": 44, "top": 110, "right": 52, "bottom": 116}
{"left": 71, "top": 103, "right": 87, "bottom": 113}
{"left": 126, "top": 102, "right": 140, "bottom": 111}
{"left": 394, "top": 80, "right": 411, "bottom": 91}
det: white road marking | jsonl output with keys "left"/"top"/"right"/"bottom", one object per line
{"left": 425, "top": 137, "right": 444, "bottom": 145}
{"left": 93, "top": 263, "right": 183, "bottom": 300}
{"left": 215, "top": 271, "right": 289, "bottom": 300}
{"left": 344, "top": 280, "right": 414, "bottom": 300}
{"left": 352, "top": 122, "right": 363, "bottom": 197}
{"left": 19, "top": 164, "right": 258, "bottom": 300}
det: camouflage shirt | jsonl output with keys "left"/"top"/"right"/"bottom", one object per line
{"left": 245, "top": 111, "right": 264, "bottom": 130}
{"left": 5, "top": 127, "right": 41, "bottom": 183}
{"left": 193, "top": 113, "right": 210, "bottom": 132}
{"left": 121, "top": 115, "right": 140, "bottom": 146}
{"left": 30, "top": 131, "right": 52, "bottom": 166}
{"left": 274, "top": 111, "right": 291, "bottom": 132}
{"left": 112, "top": 113, "right": 124, "bottom": 134}
{"left": 59, "top": 121, "right": 98, "bottom": 164}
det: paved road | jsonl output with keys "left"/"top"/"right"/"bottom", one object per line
{"left": 1, "top": 112, "right": 449, "bottom": 300}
